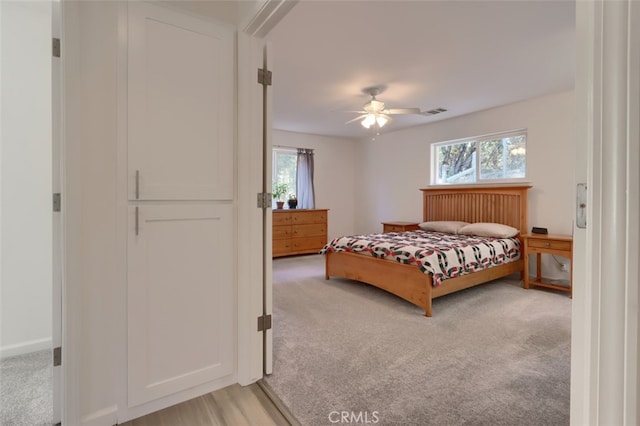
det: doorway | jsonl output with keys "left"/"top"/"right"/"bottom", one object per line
{"left": 0, "top": 1, "right": 58, "bottom": 424}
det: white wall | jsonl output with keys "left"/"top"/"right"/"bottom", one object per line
{"left": 0, "top": 1, "right": 52, "bottom": 358}
{"left": 273, "top": 130, "right": 359, "bottom": 240}
{"left": 355, "top": 90, "right": 575, "bottom": 280}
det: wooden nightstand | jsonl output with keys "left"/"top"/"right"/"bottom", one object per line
{"left": 523, "top": 234, "right": 573, "bottom": 297}
{"left": 381, "top": 221, "right": 420, "bottom": 233}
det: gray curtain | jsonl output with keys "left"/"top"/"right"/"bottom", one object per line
{"left": 296, "top": 148, "right": 315, "bottom": 209}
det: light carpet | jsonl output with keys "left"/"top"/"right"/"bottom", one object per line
{"left": 0, "top": 350, "right": 53, "bottom": 426}
{"left": 264, "top": 254, "right": 571, "bottom": 426}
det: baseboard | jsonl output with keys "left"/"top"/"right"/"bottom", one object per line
{"left": 117, "top": 373, "right": 237, "bottom": 423}
{"left": 80, "top": 405, "right": 118, "bottom": 426}
{"left": 0, "top": 337, "right": 52, "bottom": 359}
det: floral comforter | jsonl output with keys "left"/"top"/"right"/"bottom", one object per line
{"left": 321, "top": 230, "right": 521, "bottom": 286}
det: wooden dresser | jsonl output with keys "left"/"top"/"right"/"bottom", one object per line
{"left": 273, "top": 209, "right": 328, "bottom": 257}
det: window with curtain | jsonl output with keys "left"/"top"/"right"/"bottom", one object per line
{"left": 272, "top": 147, "right": 315, "bottom": 209}
{"left": 296, "top": 148, "right": 315, "bottom": 209}
{"left": 272, "top": 147, "right": 297, "bottom": 208}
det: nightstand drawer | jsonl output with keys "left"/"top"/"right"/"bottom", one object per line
{"left": 385, "top": 225, "right": 406, "bottom": 232}
{"left": 382, "top": 222, "right": 420, "bottom": 233}
{"left": 527, "top": 238, "right": 572, "bottom": 251}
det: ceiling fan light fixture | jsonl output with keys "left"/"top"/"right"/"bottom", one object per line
{"left": 376, "top": 115, "right": 388, "bottom": 128}
{"left": 361, "top": 114, "right": 376, "bottom": 128}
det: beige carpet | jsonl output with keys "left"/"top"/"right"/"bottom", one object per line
{"left": 264, "top": 254, "right": 571, "bottom": 426}
{"left": 0, "top": 350, "right": 53, "bottom": 426}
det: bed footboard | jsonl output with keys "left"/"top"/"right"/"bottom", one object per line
{"left": 325, "top": 251, "right": 525, "bottom": 317}
{"left": 325, "top": 251, "right": 434, "bottom": 316}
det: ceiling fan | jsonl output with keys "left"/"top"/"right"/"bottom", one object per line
{"left": 346, "top": 87, "right": 447, "bottom": 130}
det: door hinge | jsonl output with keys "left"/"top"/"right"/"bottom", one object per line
{"left": 52, "top": 38, "right": 61, "bottom": 58}
{"left": 258, "top": 68, "right": 272, "bottom": 86}
{"left": 53, "top": 193, "right": 61, "bottom": 212}
{"left": 257, "top": 314, "right": 272, "bottom": 332}
{"left": 53, "top": 346, "right": 62, "bottom": 367}
{"left": 257, "top": 192, "right": 272, "bottom": 209}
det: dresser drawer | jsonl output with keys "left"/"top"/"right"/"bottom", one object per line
{"left": 273, "top": 239, "right": 291, "bottom": 255}
{"left": 292, "top": 223, "right": 326, "bottom": 238}
{"left": 292, "top": 211, "right": 327, "bottom": 225}
{"left": 273, "top": 225, "right": 292, "bottom": 239}
{"left": 527, "top": 238, "right": 572, "bottom": 251}
{"left": 273, "top": 212, "right": 292, "bottom": 226}
{"left": 291, "top": 237, "right": 327, "bottom": 252}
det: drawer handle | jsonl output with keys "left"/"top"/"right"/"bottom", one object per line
{"left": 544, "top": 242, "right": 550, "bottom": 247}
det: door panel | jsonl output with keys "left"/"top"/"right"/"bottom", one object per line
{"left": 128, "top": 3, "right": 233, "bottom": 201}
{"left": 127, "top": 204, "right": 233, "bottom": 406}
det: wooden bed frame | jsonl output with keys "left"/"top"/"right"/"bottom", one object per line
{"left": 325, "top": 185, "right": 532, "bottom": 317}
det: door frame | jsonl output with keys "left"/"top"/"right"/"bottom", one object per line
{"left": 52, "top": 0, "right": 63, "bottom": 423}
{"left": 236, "top": 32, "right": 270, "bottom": 385}
{"left": 571, "top": 1, "right": 639, "bottom": 424}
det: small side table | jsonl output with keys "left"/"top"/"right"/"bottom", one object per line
{"left": 381, "top": 221, "right": 420, "bottom": 233}
{"left": 523, "top": 233, "right": 573, "bottom": 297}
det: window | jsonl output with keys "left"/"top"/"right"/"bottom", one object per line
{"left": 272, "top": 148, "right": 297, "bottom": 206}
{"left": 432, "top": 130, "right": 527, "bottom": 185}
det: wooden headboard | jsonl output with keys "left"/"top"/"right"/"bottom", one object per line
{"left": 420, "top": 185, "right": 532, "bottom": 235}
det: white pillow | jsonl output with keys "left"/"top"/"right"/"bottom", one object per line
{"left": 458, "top": 222, "right": 519, "bottom": 238}
{"left": 418, "top": 221, "right": 470, "bottom": 234}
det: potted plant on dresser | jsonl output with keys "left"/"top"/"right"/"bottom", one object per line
{"left": 272, "top": 182, "right": 288, "bottom": 209}
{"left": 287, "top": 194, "right": 297, "bottom": 209}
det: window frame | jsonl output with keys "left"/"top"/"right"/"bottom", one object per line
{"left": 430, "top": 129, "right": 528, "bottom": 186}
{"left": 272, "top": 147, "right": 297, "bottom": 207}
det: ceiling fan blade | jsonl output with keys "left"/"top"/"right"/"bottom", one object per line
{"left": 345, "top": 114, "right": 368, "bottom": 125}
{"left": 383, "top": 108, "right": 421, "bottom": 115}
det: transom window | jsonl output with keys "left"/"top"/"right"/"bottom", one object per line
{"left": 431, "top": 129, "right": 527, "bottom": 185}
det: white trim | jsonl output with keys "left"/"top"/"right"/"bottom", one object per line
{"left": 0, "top": 338, "right": 52, "bottom": 359}
{"left": 264, "top": 40, "right": 274, "bottom": 375}
{"left": 115, "top": 1, "right": 130, "bottom": 421}
{"left": 241, "top": 0, "right": 298, "bottom": 38}
{"left": 572, "top": 1, "right": 639, "bottom": 424}
{"left": 117, "top": 374, "right": 235, "bottom": 423}
{"left": 51, "top": 0, "right": 64, "bottom": 422}
{"left": 624, "top": 1, "right": 639, "bottom": 422}
{"left": 60, "top": 1, "right": 81, "bottom": 424}
{"left": 80, "top": 405, "right": 118, "bottom": 426}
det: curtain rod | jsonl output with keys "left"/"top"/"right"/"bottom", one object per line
{"left": 273, "top": 145, "right": 314, "bottom": 151}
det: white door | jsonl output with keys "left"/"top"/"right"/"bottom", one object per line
{"left": 127, "top": 203, "right": 233, "bottom": 406}
{"left": 126, "top": 2, "right": 235, "bottom": 408}
{"left": 127, "top": 3, "right": 233, "bottom": 201}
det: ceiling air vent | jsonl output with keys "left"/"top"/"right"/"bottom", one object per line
{"left": 425, "top": 108, "right": 448, "bottom": 115}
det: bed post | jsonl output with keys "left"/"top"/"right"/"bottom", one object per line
{"left": 325, "top": 252, "right": 330, "bottom": 279}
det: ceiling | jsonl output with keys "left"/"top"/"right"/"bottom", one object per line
{"left": 264, "top": 0, "right": 576, "bottom": 139}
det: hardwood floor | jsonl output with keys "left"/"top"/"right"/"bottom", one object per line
{"left": 120, "top": 382, "right": 293, "bottom": 426}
